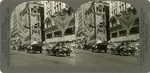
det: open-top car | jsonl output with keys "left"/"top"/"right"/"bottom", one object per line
{"left": 46, "top": 42, "right": 72, "bottom": 57}
{"left": 27, "top": 42, "right": 43, "bottom": 54}
{"left": 91, "top": 42, "right": 108, "bottom": 53}
{"left": 18, "top": 45, "right": 26, "bottom": 51}
{"left": 110, "top": 41, "right": 137, "bottom": 56}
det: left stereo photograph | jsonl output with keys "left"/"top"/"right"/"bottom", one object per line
{"left": 10, "top": 1, "right": 75, "bottom": 66}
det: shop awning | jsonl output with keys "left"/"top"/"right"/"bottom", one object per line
{"left": 45, "top": 35, "right": 76, "bottom": 43}
{"left": 111, "top": 34, "right": 139, "bottom": 42}
{"left": 87, "top": 40, "right": 96, "bottom": 44}
{"left": 59, "top": 35, "right": 76, "bottom": 42}
{"left": 45, "top": 37, "right": 61, "bottom": 43}
{"left": 22, "top": 40, "right": 31, "bottom": 45}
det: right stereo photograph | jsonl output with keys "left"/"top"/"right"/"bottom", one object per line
{"left": 75, "top": 1, "right": 139, "bottom": 66}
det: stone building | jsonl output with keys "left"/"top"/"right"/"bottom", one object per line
{"left": 75, "top": 1, "right": 110, "bottom": 47}
{"left": 11, "top": 3, "right": 27, "bottom": 49}
{"left": 109, "top": 1, "right": 139, "bottom": 42}
{"left": 20, "top": 2, "right": 45, "bottom": 44}
{"left": 108, "top": 1, "right": 139, "bottom": 51}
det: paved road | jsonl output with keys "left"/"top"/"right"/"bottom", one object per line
{"left": 75, "top": 49, "right": 140, "bottom": 66}
{"left": 11, "top": 49, "right": 139, "bottom": 66}
{"left": 11, "top": 50, "right": 75, "bottom": 66}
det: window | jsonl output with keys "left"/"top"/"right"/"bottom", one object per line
{"left": 54, "top": 31, "right": 62, "bottom": 37}
{"left": 64, "top": 27, "right": 75, "bottom": 35}
{"left": 111, "top": 32, "right": 117, "bottom": 38}
{"left": 38, "top": 15, "right": 40, "bottom": 21}
{"left": 47, "top": 33, "right": 52, "bottom": 39}
{"left": 130, "top": 26, "right": 139, "bottom": 35}
{"left": 96, "top": 7, "right": 99, "bottom": 12}
{"left": 119, "top": 30, "right": 127, "bottom": 36}
{"left": 103, "top": 14, "right": 105, "bottom": 20}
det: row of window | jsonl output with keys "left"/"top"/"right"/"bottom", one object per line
{"left": 95, "top": 5, "right": 105, "bottom": 13}
{"left": 110, "top": 18, "right": 139, "bottom": 28}
{"left": 111, "top": 3, "right": 128, "bottom": 16}
{"left": 46, "top": 27, "right": 75, "bottom": 39}
{"left": 31, "top": 6, "right": 40, "bottom": 14}
{"left": 111, "top": 26, "right": 139, "bottom": 38}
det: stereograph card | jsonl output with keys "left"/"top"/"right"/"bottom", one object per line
{"left": 0, "top": 0, "right": 150, "bottom": 73}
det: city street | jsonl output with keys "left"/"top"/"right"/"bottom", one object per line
{"left": 11, "top": 50, "right": 75, "bottom": 66}
{"left": 75, "top": 49, "right": 140, "bottom": 66}
{"left": 11, "top": 49, "right": 140, "bottom": 66}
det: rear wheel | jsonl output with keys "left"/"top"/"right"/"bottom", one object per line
{"left": 27, "top": 50, "right": 29, "bottom": 53}
{"left": 104, "top": 50, "right": 107, "bottom": 53}
{"left": 92, "top": 49, "right": 94, "bottom": 52}
{"left": 40, "top": 50, "right": 42, "bottom": 54}
{"left": 111, "top": 49, "right": 114, "bottom": 55}
{"left": 56, "top": 50, "right": 60, "bottom": 57}
{"left": 120, "top": 50, "right": 124, "bottom": 56}
{"left": 32, "top": 50, "right": 36, "bottom": 54}
{"left": 66, "top": 53, "right": 70, "bottom": 56}
{"left": 131, "top": 52, "right": 135, "bottom": 56}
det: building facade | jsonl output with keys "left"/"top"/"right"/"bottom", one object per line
{"left": 44, "top": 1, "right": 68, "bottom": 28}
{"left": 108, "top": 1, "right": 139, "bottom": 50}
{"left": 75, "top": 1, "right": 110, "bottom": 46}
{"left": 11, "top": 4, "right": 27, "bottom": 49}
{"left": 20, "top": 2, "right": 45, "bottom": 44}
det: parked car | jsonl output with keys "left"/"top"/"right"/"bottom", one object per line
{"left": 18, "top": 45, "right": 26, "bottom": 51}
{"left": 91, "top": 43, "right": 107, "bottom": 53}
{"left": 110, "top": 41, "right": 136, "bottom": 56}
{"left": 27, "top": 44, "right": 43, "bottom": 54}
{"left": 46, "top": 42, "right": 72, "bottom": 57}
{"left": 83, "top": 44, "right": 90, "bottom": 50}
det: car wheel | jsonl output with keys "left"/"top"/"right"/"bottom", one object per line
{"left": 98, "top": 50, "right": 101, "bottom": 53}
{"left": 56, "top": 50, "right": 60, "bottom": 57}
{"left": 120, "top": 50, "right": 124, "bottom": 56}
{"left": 40, "top": 50, "right": 42, "bottom": 54}
{"left": 27, "top": 50, "right": 29, "bottom": 53}
{"left": 66, "top": 53, "right": 70, "bottom": 56}
{"left": 104, "top": 50, "right": 107, "bottom": 53}
{"left": 33, "top": 50, "right": 36, "bottom": 54}
{"left": 131, "top": 52, "right": 135, "bottom": 56}
{"left": 111, "top": 50, "right": 114, "bottom": 55}
{"left": 92, "top": 49, "right": 94, "bottom": 52}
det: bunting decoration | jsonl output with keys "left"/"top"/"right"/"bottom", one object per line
{"left": 113, "top": 7, "right": 138, "bottom": 34}
{"left": 46, "top": 7, "right": 74, "bottom": 36}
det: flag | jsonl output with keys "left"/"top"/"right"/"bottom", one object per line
{"left": 113, "top": 7, "right": 138, "bottom": 33}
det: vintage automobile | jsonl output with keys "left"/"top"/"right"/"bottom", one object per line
{"left": 27, "top": 44, "right": 43, "bottom": 54}
{"left": 110, "top": 41, "right": 136, "bottom": 56}
{"left": 46, "top": 42, "right": 72, "bottom": 57}
{"left": 82, "top": 44, "right": 91, "bottom": 50}
{"left": 91, "top": 42, "right": 107, "bottom": 53}
{"left": 18, "top": 45, "right": 26, "bottom": 51}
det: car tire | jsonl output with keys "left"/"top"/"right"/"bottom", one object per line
{"left": 40, "top": 50, "right": 42, "bottom": 54}
{"left": 27, "top": 50, "right": 29, "bottom": 53}
{"left": 33, "top": 50, "right": 36, "bottom": 54}
{"left": 66, "top": 53, "right": 70, "bottom": 56}
{"left": 120, "top": 50, "right": 124, "bottom": 56}
{"left": 131, "top": 52, "right": 135, "bottom": 56}
{"left": 111, "top": 50, "right": 114, "bottom": 55}
{"left": 56, "top": 50, "right": 60, "bottom": 57}
{"left": 104, "top": 50, "right": 107, "bottom": 53}
{"left": 92, "top": 49, "right": 94, "bottom": 52}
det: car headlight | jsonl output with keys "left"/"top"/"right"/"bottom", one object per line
{"left": 95, "top": 46, "right": 97, "bottom": 48}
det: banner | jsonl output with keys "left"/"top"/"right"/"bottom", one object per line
{"left": 46, "top": 7, "right": 74, "bottom": 36}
